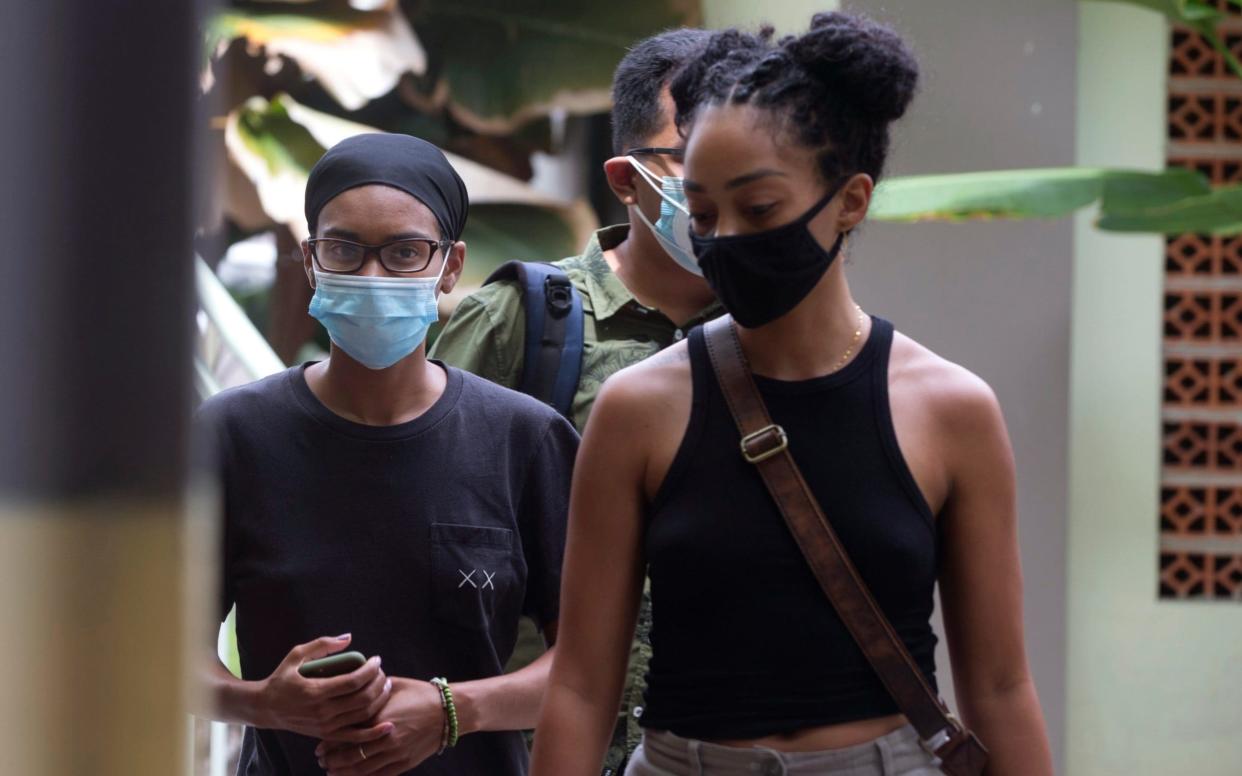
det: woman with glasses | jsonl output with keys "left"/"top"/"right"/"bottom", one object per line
{"left": 531, "top": 13, "right": 1053, "bottom": 776}
{"left": 196, "top": 133, "right": 578, "bottom": 776}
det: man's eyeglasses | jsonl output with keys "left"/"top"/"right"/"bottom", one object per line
{"left": 308, "top": 237, "right": 452, "bottom": 274}
{"left": 624, "top": 147, "right": 685, "bottom": 176}
{"left": 624, "top": 146, "right": 684, "bottom": 160}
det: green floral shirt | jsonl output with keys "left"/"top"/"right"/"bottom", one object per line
{"left": 430, "top": 224, "right": 720, "bottom": 770}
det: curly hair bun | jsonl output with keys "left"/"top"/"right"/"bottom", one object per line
{"left": 784, "top": 12, "right": 919, "bottom": 123}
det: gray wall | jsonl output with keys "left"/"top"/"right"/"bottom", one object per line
{"left": 846, "top": 1, "right": 1074, "bottom": 770}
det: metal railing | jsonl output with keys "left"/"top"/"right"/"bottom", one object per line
{"left": 193, "top": 256, "right": 285, "bottom": 775}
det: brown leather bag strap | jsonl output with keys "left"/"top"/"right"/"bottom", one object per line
{"left": 702, "top": 317, "right": 987, "bottom": 776}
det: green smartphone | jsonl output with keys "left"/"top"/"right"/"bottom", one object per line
{"left": 298, "top": 650, "right": 367, "bottom": 679}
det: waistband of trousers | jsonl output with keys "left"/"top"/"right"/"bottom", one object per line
{"left": 640, "top": 723, "right": 921, "bottom": 773}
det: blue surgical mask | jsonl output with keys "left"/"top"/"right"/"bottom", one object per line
{"left": 628, "top": 156, "right": 702, "bottom": 277}
{"left": 308, "top": 264, "right": 445, "bottom": 370}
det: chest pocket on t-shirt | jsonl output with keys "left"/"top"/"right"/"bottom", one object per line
{"left": 430, "top": 522, "right": 520, "bottom": 633}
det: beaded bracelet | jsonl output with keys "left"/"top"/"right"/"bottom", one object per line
{"left": 429, "top": 677, "right": 459, "bottom": 753}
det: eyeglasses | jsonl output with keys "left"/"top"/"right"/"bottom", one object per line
{"left": 624, "top": 146, "right": 684, "bottom": 160}
{"left": 307, "top": 237, "right": 452, "bottom": 274}
{"left": 624, "top": 146, "right": 685, "bottom": 176}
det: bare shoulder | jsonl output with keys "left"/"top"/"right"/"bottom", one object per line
{"left": 585, "top": 340, "right": 694, "bottom": 489}
{"left": 633, "top": 337, "right": 692, "bottom": 372}
{"left": 889, "top": 330, "right": 1006, "bottom": 439}
{"left": 594, "top": 339, "right": 692, "bottom": 415}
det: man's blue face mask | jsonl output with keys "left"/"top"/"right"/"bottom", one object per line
{"left": 628, "top": 156, "right": 702, "bottom": 277}
{"left": 307, "top": 261, "right": 446, "bottom": 370}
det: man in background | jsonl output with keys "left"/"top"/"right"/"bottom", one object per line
{"left": 431, "top": 28, "right": 719, "bottom": 774}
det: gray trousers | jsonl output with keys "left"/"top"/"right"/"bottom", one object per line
{"left": 624, "top": 724, "right": 942, "bottom": 776}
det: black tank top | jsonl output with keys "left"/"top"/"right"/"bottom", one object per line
{"left": 639, "top": 316, "right": 939, "bottom": 740}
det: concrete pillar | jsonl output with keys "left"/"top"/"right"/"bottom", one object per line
{"left": 0, "top": 2, "right": 204, "bottom": 773}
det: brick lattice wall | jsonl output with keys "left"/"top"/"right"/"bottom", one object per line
{"left": 1161, "top": 0, "right": 1242, "bottom": 599}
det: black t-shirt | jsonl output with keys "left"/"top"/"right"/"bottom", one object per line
{"left": 195, "top": 363, "right": 579, "bottom": 776}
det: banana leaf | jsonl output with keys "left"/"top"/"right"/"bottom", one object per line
{"left": 207, "top": 5, "right": 425, "bottom": 110}
{"left": 223, "top": 93, "right": 595, "bottom": 283}
{"left": 1098, "top": 184, "right": 1242, "bottom": 233}
{"left": 870, "top": 167, "right": 1223, "bottom": 232}
{"left": 406, "top": 0, "right": 701, "bottom": 133}
{"left": 224, "top": 95, "right": 321, "bottom": 238}
{"left": 455, "top": 202, "right": 594, "bottom": 287}
{"left": 212, "top": 1, "right": 698, "bottom": 130}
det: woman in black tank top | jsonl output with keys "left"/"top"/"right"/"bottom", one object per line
{"left": 533, "top": 12, "right": 1053, "bottom": 776}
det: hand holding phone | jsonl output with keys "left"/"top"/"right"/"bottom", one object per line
{"left": 255, "top": 634, "right": 391, "bottom": 739}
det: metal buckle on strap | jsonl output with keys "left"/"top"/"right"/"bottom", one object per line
{"left": 740, "top": 424, "right": 788, "bottom": 464}
{"left": 919, "top": 711, "right": 964, "bottom": 760}
{"left": 920, "top": 728, "right": 953, "bottom": 760}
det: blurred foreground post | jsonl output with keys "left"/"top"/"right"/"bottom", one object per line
{"left": 0, "top": 2, "right": 205, "bottom": 773}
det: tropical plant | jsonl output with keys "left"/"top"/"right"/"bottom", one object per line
{"left": 224, "top": 93, "right": 595, "bottom": 281}
{"left": 868, "top": 0, "right": 1242, "bottom": 234}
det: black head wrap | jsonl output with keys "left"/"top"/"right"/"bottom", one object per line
{"left": 304, "top": 133, "right": 469, "bottom": 241}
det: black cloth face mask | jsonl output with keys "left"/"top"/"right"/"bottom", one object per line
{"left": 689, "top": 181, "right": 847, "bottom": 328}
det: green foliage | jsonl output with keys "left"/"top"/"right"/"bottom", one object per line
{"left": 1098, "top": 184, "right": 1242, "bottom": 233}
{"left": 871, "top": 168, "right": 1219, "bottom": 232}
{"left": 226, "top": 94, "right": 588, "bottom": 277}
{"left": 1087, "top": 0, "right": 1242, "bottom": 77}
{"left": 234, "top": 96, "right": 322, "bottom": 179}
{"left": 204, "top": 0, "right": 699, "bottom": 256}
{"left": 207, "top": 5, "right": 427, "bottom": 110}
{"left": 460, "top": 204, "right": 581, "bottom": 284}
{"left": 408, "top": 0, "right": 700, "bottom": 131}
{"left": 208, "top": 9, "right": 377, "bottom": 58}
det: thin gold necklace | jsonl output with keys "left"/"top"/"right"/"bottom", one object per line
{"left": 831, "top": 304, "right": 866, "bottom": 373}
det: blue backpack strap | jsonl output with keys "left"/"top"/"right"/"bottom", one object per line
{"left": 483, "top": 261, "right": 584, "bottom": 420}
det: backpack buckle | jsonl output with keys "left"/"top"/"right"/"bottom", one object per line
{"left": 545, "top": 276, "right": 573, "bottom": 318}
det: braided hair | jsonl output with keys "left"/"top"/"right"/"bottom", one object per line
{"left": 669, "top": 12, "right": 919, "bottom": 184}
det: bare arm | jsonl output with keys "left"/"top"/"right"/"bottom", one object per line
{"left": 202, "top": 656, "right": 265, "bottom": 726}
{"left": 936, "top": 377, "right": 1053, "bottom": 776}
{"left": 454, "top": 622, "right": 560, "bottom": 734}
{"left": 530, "top": 377, "right": 650, "bottom": 775}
